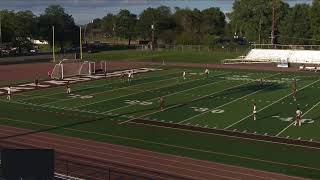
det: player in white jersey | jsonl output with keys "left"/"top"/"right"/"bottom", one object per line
{"left": 6, "top": 86, "right": 11, "bottom": 101}
{"left": 128, "top": 72, "right": 132, "bottom": 82}
{"left": 183, "top": 71, "right": 186, "bottom": 80}
{"left": 253, "top": 103, "right": 257, "bottom": 120}
{"left": 294, "top": 107, "right": 302, "bottom": 126}
{"left": 205, "top": 69, "right": 209, "bottom": 78}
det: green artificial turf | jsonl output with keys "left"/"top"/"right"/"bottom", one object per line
{"left": 0, "top": 68, "right": 320, "bottom": 179}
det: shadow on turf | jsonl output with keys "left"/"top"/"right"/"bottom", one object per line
{"left": 0, "top": 83, "right": 285, "bottom": 140}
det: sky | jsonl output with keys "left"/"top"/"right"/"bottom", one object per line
{"left": 0, "top": 0, "right": 313, "bottom": 25}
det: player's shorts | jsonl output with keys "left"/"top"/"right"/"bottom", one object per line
{"left": 296, "top": 115, "right": 301, "bottom": 119}
{"left": 253, "top": 111, "right": 257, "bottom": 114}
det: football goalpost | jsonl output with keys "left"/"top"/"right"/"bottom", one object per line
{"left": 51, "top": 59, "right": 107, "bottom": 79}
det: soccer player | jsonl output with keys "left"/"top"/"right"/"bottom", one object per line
{"left": 253, "top": 103, "right": 257, "bottom": 121}
{"left": 294, "top": 107, "right": 302, "bottom": 126}
{"left": 183, "top": 71, "right": 186, "bottom": 80}
{"left": 292, "top": 79, "right": 297, "bottom": 101}
{"left": 159, "top": 96, "right": 164, "bottom": 111}
{"left": 127, "top": 71, "right": 132, "bottom": 82}
{"left": 6, "top": 86, "right": 11, "bottom": 101}
{"left": 205, "top": 68, "right": 209, "bottom": 78}
{"left": 34, "top": 79, "right": 39, "bottom": 88}
{"left": 259, "top": 78, "right": 263, "bottom": 86}
{"left": 48, "top": 70, "right": 52, "bottom": 79}
{"left": 66, "top": 81, "right": 71, "bottom": 94}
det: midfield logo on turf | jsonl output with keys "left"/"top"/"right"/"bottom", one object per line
{"left": 124, "top": 100, "right": 153, "bottom": 106}
{"left": 272, "top": 116, "right": 314, "bottom": 124}
{"left": 190, "top": 107, "right": 225, "bottom": 113}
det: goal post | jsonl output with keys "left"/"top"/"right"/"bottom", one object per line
{"left": 51, "top": 59, "right": 82, "bottom": 79}
{"left": 51, "top": 59, "right": 107, "bottom": 79}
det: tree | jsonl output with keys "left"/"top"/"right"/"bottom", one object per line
{"left": 38, "top": 5, "right": 79, "bottom": 49}
{"left": 310, "top": 0, "right": 320, "bottom": 42}
{"left": 229, "top": 0, "right": 289, "bottom": 44}
{"left": 278, "top": 4, "right": 311, "bottom": 44}
{"left": 201, "top": 7, "right": 225, "bottom": 36}
{"left": 136, "top": 6, "right": 175, "bottom": 43}
{"left": 101, "top": 13, "right": 117, "bottom": 38}
{"left": 116, "top": 9, "right": 137, "bottom": 45}
{"left": 0, "top": 10, "right": 17, "bottom": 43}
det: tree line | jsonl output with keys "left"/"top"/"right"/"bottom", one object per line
{"left": 1, "top": 0, "right": 320, "bottom": 49}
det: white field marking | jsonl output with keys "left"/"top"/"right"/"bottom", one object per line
{"left": 178, "top": 83, "right": 276, "bottom": 124}
{"left": 118, "top": 73, "right": 258, "bottom": 125}
{"left": 71, "top": 72, "right": 230, "bottom": 109}
{"left": 1, "top": 117, "right": 320, "bottom": 176}
{"left": 276, "top": 99, "right": 320, "bottom": 136}
{"left": 224, "top": 78, "right": 320, "bottom": 130}
{"left": 43, "top": 75, "right": 184, "bottom": 106}
{"left": 0, "top": 73, "right": 231, "bottom": 118}
{"left": 103, "top": 72, "right": 236, "bottom": 115}
{"left": 31, "top": 71, "right": 182, "bottom": 105}
{"left": 18, "top": 70, "right": 180, "bottom": 101}
{"left": 178, "top": 73, "right": 280, "bottom": 124}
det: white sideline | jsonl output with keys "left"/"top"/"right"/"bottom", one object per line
{"left": 54, "top": 173, "right": 85, "bottom": 180}
{"left": 225, "top": 78, "right": 320, "bottom": 130}
{"left": 276, "top": 99, "right": 320, "bottom": 136}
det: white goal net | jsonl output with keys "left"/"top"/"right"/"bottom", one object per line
{"left": 51, "top": 59, "right": 107, "bottom": 79}
{"left": 79, "top": 61, "right": 96, "bottom": 76}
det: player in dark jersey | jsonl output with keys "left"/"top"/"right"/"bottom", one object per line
{"left": 66, "top": 81, "right": 71, "bottom": 94}
{"left": 292, "top": 79, "right": 297, "bottom": 101}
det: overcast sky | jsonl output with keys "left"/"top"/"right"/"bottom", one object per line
{"left": 0, "top": 0, "right": 313, "bottom": 25}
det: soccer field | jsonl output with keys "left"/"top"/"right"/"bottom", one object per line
{"left": 1, "top": 67, "right": 320, "bottom": 178}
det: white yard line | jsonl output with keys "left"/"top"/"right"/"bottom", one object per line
{"left": 119, "top": 73, "right": 257, "bottom": 125}
{"left": 0, "top": 72, "right": 230, "bottom": 117}
{"left": 18, "top": 71, "right": 180, "bottom": 101}
{"left": 101, "top": 72, "right": 234, "bottom": 114}
{"left": 276, "top": 99, "right": 320, "bottom": 136}
{"left": 43, "top": 75, "right": 183, "bottom": 106}
{"left": 70, "top": 73, "right": 219, "bottom": 109}
{"left": 178, "top": 83, "right": 276, "bottom": 124}
{"left": 225, "top": 78, "right": 320, "bottom": 130}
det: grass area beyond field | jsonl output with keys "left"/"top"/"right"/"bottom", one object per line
{"left": 83, "top": 49, "right": 243, "bottom": 63}
{"left": 1, "top": 67, "right": 320, "bottom": 179}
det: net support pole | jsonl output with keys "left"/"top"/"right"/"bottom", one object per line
{"left": 52, "top": 26, "right": 55, "bottom": 63}
{"left": 61, "top": 64, "right": 64, "bottom": 80}
{"left": 104, "top": 61, "right": 107, "bottom": 73}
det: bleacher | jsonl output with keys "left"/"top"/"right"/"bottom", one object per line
{"left": 244, "top": 49, "right": 320, "bottom": 64}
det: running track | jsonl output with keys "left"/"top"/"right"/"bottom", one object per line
{"left": 0, "top": 125, "right": 304, "bottom": 180}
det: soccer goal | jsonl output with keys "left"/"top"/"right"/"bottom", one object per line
{"left": 51, "top": 59, "right": 82, "bottom": 79}
{"left": 79, "top": 61, "right": 96, "bottom": 76}
{"left": 95, "top": 61, "right": 107, "bottom": 74}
